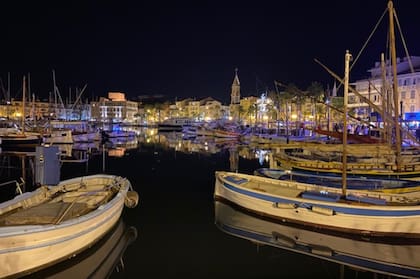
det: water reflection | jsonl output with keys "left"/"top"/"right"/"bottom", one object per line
{"left": 214, "top": 200, "right": 420, "bottom": 279}
{"left": 0, "top": 127, "right": 276, "bottom": 189}
{"left": 23, "top": 218, "right": 138, "bottom": 279}
{"left": 229, "top": 146, "right": 239, "bottom": 172}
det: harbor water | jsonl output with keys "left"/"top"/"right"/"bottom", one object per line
{"left": 0, "top": 129, "right": 418, "bottom": 279}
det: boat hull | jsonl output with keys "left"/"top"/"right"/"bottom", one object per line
{"left": 214, "top": 171, "right": 420, "bottom": 239}
{"left": 0, "top": 174, "right": 136, "bottom": 278}
{"left": 0, "top": 134, "right": 42, "bottom": 148}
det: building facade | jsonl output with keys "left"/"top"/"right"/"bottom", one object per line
{"left": 350, "top": 56, "right": 420, "bottom": 124}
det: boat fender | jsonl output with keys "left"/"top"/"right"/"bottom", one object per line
{"left": 125, "top": 191, "right": 139, "bottom": 208}
{"left": 273, "top": 202, "right": 296, "bottom": 209}
{"left": 311, "top": 206, "right": 334, "bottom": 216}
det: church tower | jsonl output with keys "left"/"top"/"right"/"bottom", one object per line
{"left": 230, "top": 68, "right": 240, "bottom": 105}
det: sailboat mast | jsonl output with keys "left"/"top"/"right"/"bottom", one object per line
{"left": 22, "top": 76, "right": 26, "bottom": 135}
{"left": 388, "top": 0, "right": 402, "bottom": 171}
{"left": 342, "top": 50, "right": 352, "bottom": 196}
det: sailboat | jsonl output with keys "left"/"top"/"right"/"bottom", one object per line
{"left": 273, "top": 0, "right": 420, "bottom": 181}
{"left": 0, "top": 76, "right": 42, "bottom": 149}
{"left": 214, "top": 49, "right": 420, "bottom": 239}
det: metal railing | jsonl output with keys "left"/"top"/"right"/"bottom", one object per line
{"left": 0, "top": 178, "right": 25, "bottom": 195}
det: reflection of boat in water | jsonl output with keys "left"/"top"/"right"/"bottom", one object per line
{"left": 55, "top": 143, "right": 98, "bottom": 163}
{"left": 24, "top": 218, "right": 138, "bottom": 279}
{"left": 214, "top": 200, "right": 420, "bottom": 278}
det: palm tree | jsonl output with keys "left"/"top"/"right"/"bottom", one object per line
{"left": 306, "top": 82, "right": 325, "bottom": 128}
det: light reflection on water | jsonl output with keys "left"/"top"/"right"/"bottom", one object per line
{"left": 1, "top": 128, "right": 418, "bottom": 278}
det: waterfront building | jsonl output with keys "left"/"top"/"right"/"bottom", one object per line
{"left": 350, "top": 56, "right": 420, "bottom": 125}
{"left": 198, "top": 97, "right": 223, "bottom": 122}
{"left": 90, "top": 92, "right": 138, "bottom": 123}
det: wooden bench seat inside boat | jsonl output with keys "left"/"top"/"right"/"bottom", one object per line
{"left": 0, "top": 202, "right": 91, "bottom": 225}
{"left": 0, "top": 189, "right": 117, "bottom": 225}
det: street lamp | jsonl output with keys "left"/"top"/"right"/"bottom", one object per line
{"left": 326, "top": 98, "right": 330, "bottom": 131}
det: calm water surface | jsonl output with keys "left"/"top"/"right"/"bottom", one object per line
{"left": 2, "top": 131, "right": 417, "bottom": 279}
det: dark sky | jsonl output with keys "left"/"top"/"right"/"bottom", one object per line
{"left": 1, "top": 1, "right": 419, "bottom": 104}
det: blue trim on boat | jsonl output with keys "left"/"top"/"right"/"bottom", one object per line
{"left": 225, "top": 176, "right": 248, "bottom": 185}
{"left": 347, "top": 194, "right": 386, "bottom": 205}
{"left": 221, "top": 180, "right": 420, "bottom": 217}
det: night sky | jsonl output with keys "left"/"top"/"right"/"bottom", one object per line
{"left": 2, "top": 1, "right": 419, "bottom": 104}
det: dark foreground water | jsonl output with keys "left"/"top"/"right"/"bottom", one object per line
{"left": 2, "top": 138, "right": 417, "bottom": 279}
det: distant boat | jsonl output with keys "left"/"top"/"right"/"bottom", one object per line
{"left": 42, "top": 129, "right": 74, "bottom": 144}
{"left": 157, "top": 118, "right": 193, "bottom": 132}
{"left": 103, "top": 130, "right": 136, "bottom": 138}
{"left": 0, "top": 76, "right": 42, "bottom": 149}
{"left": 49, "top": 120, "right": 101, "bottom": 143}
{"left": 215, "top": 200, "right": 420, "bottom": 278}
{"left": 0, "top": 132, "right": 42, "bottom": 148}
{"left": 314, "top": 128, "right": 383, "bottom": 144}
{"left": 0, "top": 174, "right": 139, "bottom": 278}
{"left": 212, "top": 128, "right": 241, "bottom": 138}
{"left": 0, "top": 119, "right": 42, "bottom": 149}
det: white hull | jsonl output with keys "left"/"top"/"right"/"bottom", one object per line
{"left": 214, "top": 171, "right": 420, "bottom": 238}
{"left": 212, "top": 129, "right": 240, "bottom": 138}
{"left": 0, "top": 174, "right": 138, "bottom": 278}
{"left": 43, "top": 130, "right": 74, "bottom": 144}
{"left": 72, "top": 131, "right": 101, "bottom": 143}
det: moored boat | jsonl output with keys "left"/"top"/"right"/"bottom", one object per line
{"left": 0, "top": 174, "right": 139, "bottom": 278}
{"left": 157, "top": 118, "right": 193, "bottom": 132}
{"left": 255, "top": 167, "right": 420, "bottom": 194}
{"left": 214, "top": 170, "right": 420, "bottom": 239}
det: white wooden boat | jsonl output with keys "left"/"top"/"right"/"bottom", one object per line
{"left": 49, "top": 120, "right": 101, "bottom": 143}
{"left": 0, "top": 174, "right": 139, "bottom": 278}
{"left": 43, "top": 129, "right": 74, "bottom": 144}
{"left": 215, "top": 200, "right": 420, "bottom": 278}
{"left": 157, "top": 118, "right": 193, "bottom": 132}
{"left": 214, "top": 171, "right": 420, "bottom": 238}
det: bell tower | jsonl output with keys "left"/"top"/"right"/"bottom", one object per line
{"left": 230, "top": 68, "right": 240, "bottom": 105}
